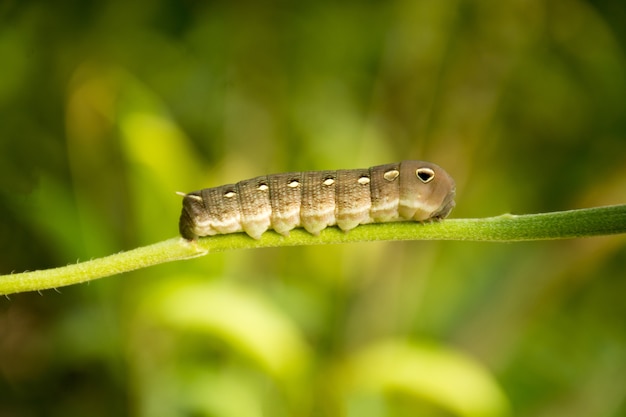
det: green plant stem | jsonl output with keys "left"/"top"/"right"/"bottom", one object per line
{"left": 2, "top": 205, "right": 625, "bottom": 295}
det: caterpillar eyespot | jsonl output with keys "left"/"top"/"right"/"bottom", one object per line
{"left": 178, "top": 160, "right": 456, "bottom": 240}
{"left": 416, "top": 167, "right": 435, "bottom": 183}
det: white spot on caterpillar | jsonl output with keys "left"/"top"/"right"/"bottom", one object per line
{"left": 323, "top": 178, "right": 335, "bottom": 186}
{"left": 358, "top": 176, "right": 370, "bottom": 185}
{"left": 383, "top": 170, "right": 399, "bottom": 181}
{"left": 224, "top": 191, "right": 236, "bottom": 198}
{"left": 288, "top": 180, "right": 300, "bottom": 188}
{"left": 258, "top": 184, "right": 269, "bottom": 191}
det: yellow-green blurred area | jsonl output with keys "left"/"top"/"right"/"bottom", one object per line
{"left": 1, "top": 0, "right": 626, "bottom": 416}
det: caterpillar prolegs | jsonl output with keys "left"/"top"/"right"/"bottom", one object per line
{"left": 179, "top": 160, "right": 456, "bottom": 240}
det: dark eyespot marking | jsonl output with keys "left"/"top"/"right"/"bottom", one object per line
{"left": 416, "top": 167, "right": 435, "bottom": 183}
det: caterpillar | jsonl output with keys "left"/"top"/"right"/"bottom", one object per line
{"left": 179, "top": 160, "right": 455, "bottom": 240}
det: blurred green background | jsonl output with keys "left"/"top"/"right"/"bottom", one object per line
{"left": 1, "top": 0, "right": 626, "bottom": 416}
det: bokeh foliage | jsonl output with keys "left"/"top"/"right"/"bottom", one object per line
{"left": 1, "top": 0, "right": 625, "bottom": 416}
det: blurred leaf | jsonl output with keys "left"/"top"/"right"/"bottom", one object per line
{"left": 25, "top": 177, "right": 115, "bottom": 260}
{"left": 338, "top": 339, "right": 510, "bottom": 417}
{"left": 141, "top": 279, "right": 312, "bottom": 381}
{"left": 179, "top": 368, "right": 265, "bottom": 417}
{"left": 116, "top": 68, "right": 207, "bottom": 242}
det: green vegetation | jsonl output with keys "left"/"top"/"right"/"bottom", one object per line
{"left": 1, "top": 1, "right": 626, "bottom": 416}
{"left": 1, "top": 205, "right": 625, "bottom": 296}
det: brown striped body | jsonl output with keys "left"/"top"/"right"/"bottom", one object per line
{"left": 179, "top": 161, "right": 455, "bottom": 240}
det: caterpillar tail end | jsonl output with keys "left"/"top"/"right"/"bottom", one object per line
{"left": 178, "top": 192, "right": 201, "bottom": 241}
